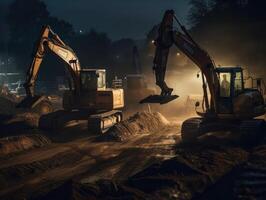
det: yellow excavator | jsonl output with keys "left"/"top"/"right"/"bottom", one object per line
{"left": 17, "top": 25, "right": 124, "bottom": 133}
{"left": 141, "top": 10, "right": 265, "bottom": 141}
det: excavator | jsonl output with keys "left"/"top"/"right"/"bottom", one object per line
{"left": 141, "top": 10, "right": 265, "bottom": 141}
{"left": 17, "top": 25, "right": 124, "bottom": 133}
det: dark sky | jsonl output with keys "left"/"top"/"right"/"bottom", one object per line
{"left": 2, "top": 0, "right": 190, "bottom": 39}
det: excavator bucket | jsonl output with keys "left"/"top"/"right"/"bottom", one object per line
{"left": 16, "top": 95, "right": 47, "bottom": 109}
{"left": 139, "top": 95, "right": 179, "bottom": 104}
{"left": 16, "top": 95, "right": 53, "bottom": 115}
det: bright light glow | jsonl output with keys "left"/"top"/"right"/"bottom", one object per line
{"left": 176, "top": 52, "right": 180, "bottom": 56}
{"left": 151, "top": 40, "right": 155, "bottom": 44}
{"left": 166, "top": 69, "right": 203, "bottom": 103}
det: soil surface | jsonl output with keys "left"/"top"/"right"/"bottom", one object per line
{"left": 0, "top": 97, "right": 265, "bottom": 200}
{"left": 0, "top": 111, "right": 180, "bottom": 199}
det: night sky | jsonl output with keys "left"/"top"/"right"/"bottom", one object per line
{"left": 2, "top": 0, "right": 190, "bottom": 39}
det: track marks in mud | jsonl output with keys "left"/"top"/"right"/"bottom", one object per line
{"left": 51, "top": 146, "right": 248, "bottom": 200}
{"left": 0, "top": 135, "right": 51, "bottom": 156}
{"left": 0, "top": 149, "right": 83, "bottom": 189}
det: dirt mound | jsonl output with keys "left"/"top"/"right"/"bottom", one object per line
{"left": 104, "top": 112, "right": 170, "bottom": 141}
{"left": 8, "top": 112, "right": 40, "bottom": 127}
{"left": 0, "top": 94, "right": 42, "bottom": 133}
{"left": 0, "top": 135, "right": 51, "bottom": 156}
{"left": 0, "top": 112, "right": 41, "bottom": 135}
{"left": 0, "top": 96, "right": 41, "bottom": 135}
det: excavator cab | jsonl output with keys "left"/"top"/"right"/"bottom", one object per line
{"left": 216, "top": 67, "right": 244, "bottom": 114}
{"left": 80, "top": 69, "right": 106, "bottom": 91}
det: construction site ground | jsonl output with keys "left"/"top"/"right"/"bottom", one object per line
{"left": 0, "top": 96, "right": 266, "bottom": 200}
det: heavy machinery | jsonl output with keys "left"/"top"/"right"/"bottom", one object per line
{"left": 125, "top": 46, "right": 154, "bottom": 103}
{"left": 17, "top": 25, "right": 124, "bottom": 133}
{"left": 141, "top": 10, "right": 265, "bottom": 141}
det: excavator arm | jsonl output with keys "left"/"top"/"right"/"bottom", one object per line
{"left": 142, "top": 10, "right": 220, "bottom": 112}
{"left": 24, "top": 25, "right": 81, "bottom": 97}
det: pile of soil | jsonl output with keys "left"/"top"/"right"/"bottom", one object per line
{"left": 104, "top": 112, "right": 170, "bottom": 141}
{"left": 0, "top": 134, "right": 51, "bottom": 156}
{"left": 0, "top": 96, "right": 41, "bottom": 135}
{"left": 6, "top": 112, "right": 40, "bottom": 127}
{"left": 0, "top": 112, "right": 41, "bottom": 135}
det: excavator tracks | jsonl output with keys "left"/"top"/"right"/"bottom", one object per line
{"left": 181, "top": 118, "right": 265, "bottom": 143}
{"left": 234, "top": 121, "right": 266, "bottom": 199}
{"left": 181, "top": 117, "right": 204, "bottom": 142}
{"left": 181, "top": 117, "right": 235, "bottom": 142}
{"left": 234, "top": 165, "right": 266, "bottom": 200}
{"left": 88, "top": 110, "right": 123, "bottom": 134}
{"left": 238, "top": 120, "right": 265, "bottom": 147}
{"left": 39, "top": 110, "right": 122, "bottom": 134}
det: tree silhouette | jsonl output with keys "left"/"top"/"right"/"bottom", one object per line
{"left": 188, "top": 0, "right": 212, "bottom": 26}
{"left": 7, "top": 0, "right": 74, "bottom": 75}
{"left": 72, "top": 29, "right": 111, "bottom": 67}
{"left": 189, "top": 0, "right": 266, "bottom": 76}
{"left": 0, "top": 3, "right": 8, "bottom": 53}
{"left": 109, "top": 38, "right": 136, "bottom": 77}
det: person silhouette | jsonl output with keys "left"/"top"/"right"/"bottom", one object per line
{"left": 221, "top": 74, "right": 230, "bottom": 97}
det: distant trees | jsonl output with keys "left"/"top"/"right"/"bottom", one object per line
{"left": 0, "top": 3, "right": 8, "bottom": 53}
{"left": 7, "top": 0, "right": 49, "bottom": 41}
{"left": 188, "top": 0, "right": 266, "bottom": 75}
{"left": 6, "top": 0, "right": 74, "bottom": 76}
{"left": 188, "top": 0, "right": 212, "bottom": 26}
{"left": 110, "top": 38, "right": 136, "bottom": 76}
{"left": 72, "top": 29, "right": 112, "bottom": 67}
{"left": 3, "top": 0, "right": 138, "bottom": 82}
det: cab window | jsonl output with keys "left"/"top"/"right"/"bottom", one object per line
{"left": 81, "top": 72, "right": 97, "bottom": 90}
{"left": 234, "top": 72, "right": 243, "bottom": 95}
{"left": 219, "top": 73, "right": 231, "bottom": 97}
{"left": 97, "top": 71, "right": 106, "bottom": 89}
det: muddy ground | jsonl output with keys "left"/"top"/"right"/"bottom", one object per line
{"left": 0, "top": 117, "right": 179, "bottom": 199}
{"left": 0, "top": 95, "right": 265, "bottom": 200}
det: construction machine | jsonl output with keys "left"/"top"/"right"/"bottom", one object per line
{"left": 141, "top": 10, "right": 265, "bottom": 141}
{"left": 17, "top": 25, "right": 124, "bottom": 133}
{"left": 125, "top": 46, "right": 155, "bottom": 104}
{"left": 122, "top": 46, "right": 156, "bottom": 117}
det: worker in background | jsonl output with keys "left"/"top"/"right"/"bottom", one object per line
{"left": 221, "top": 74, "right": 230, "bottom": 97}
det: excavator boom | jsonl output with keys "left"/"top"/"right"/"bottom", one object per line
{"left": 24, "top": 25, "right": 81, "bottom": 97}
{"left": 18, "top": 25, "right": 81, "bottom": 109}
{"left": 141, "top": 10, "right": 220, "bottom": 112}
